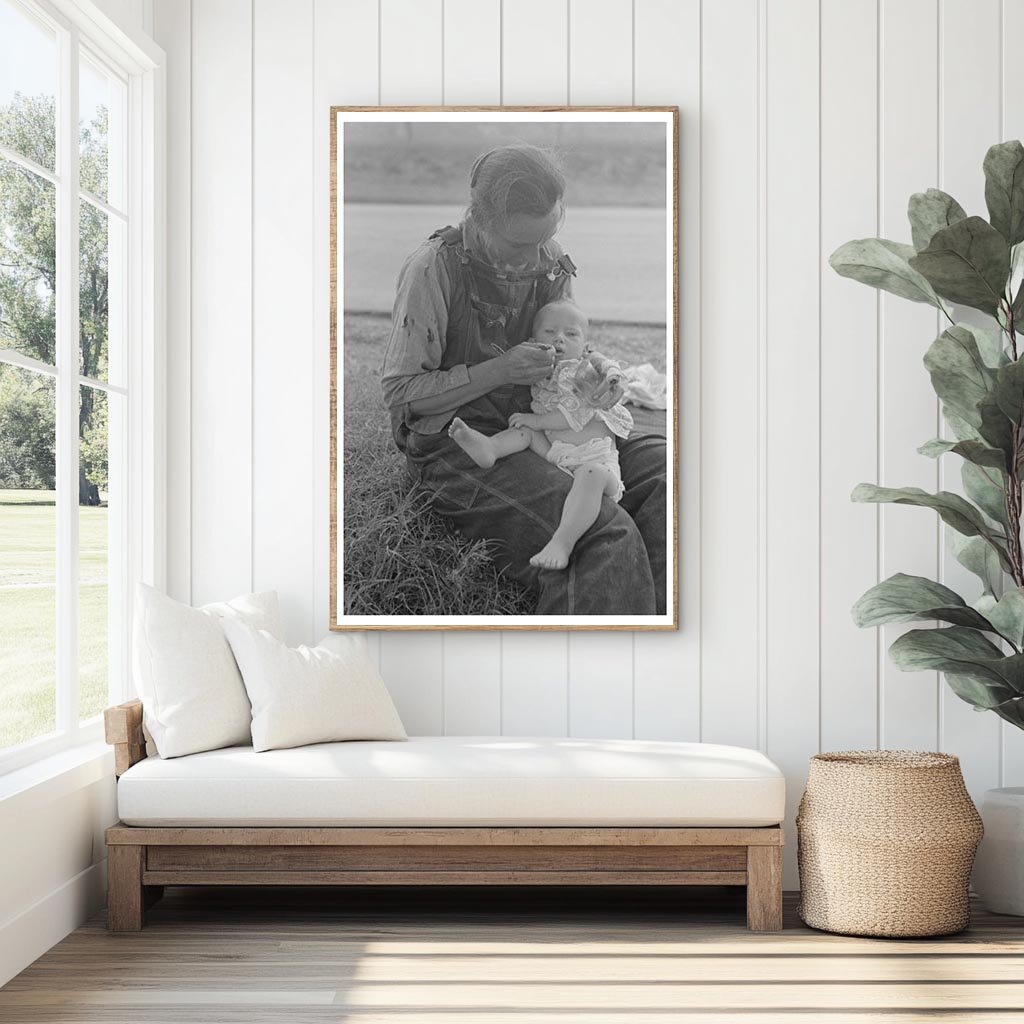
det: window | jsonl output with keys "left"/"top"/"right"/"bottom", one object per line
{"left": 0, "top": 0, "right": 161, "bottom": 772}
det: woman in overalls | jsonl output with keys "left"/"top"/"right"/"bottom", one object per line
{"left": 380, "top": 145, "right": 666, "bottom": 616}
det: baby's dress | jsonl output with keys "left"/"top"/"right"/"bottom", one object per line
{"left": 530, "top": 358, "right": 633, "bottom": 502}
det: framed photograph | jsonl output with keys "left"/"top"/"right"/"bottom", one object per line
{"left": 331, "top": 107, "right": 678, "bottom": 631}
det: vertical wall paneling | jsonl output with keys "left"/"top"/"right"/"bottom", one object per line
{"left": 698, "top": 0, "right": 760, "bottom": 749}
{"left": 501, "top": 0, "right": 568, "bottom": 104}
{"left": 442, "top": 0, "right": 500, "bottom": 106}
{"left": 380, "top": 0, "right": 443, "bottom": 106}
{"left": 819, "top": 0, "right": 880, "bottom": 752}
{"left": 632, "top": 0, "right": 701, "bottom": 742}
{"left": 153, "top": 0, "right": 190, "bottom": 604}
{"left": 375, "top": 0, "right": 446, "bottom": 730}
{"left": 252, "top": 0, "right": 315, "bottom": 645}
{"left": 444, "top": 639, "right": 502, "bottom": 734}
{"left": 567, "top": 0, "right": 632, "bottom": 104}
{"left": 877, "top": 0, "right": 941, "bottom": 751}
{"left": 568, "top": 633, "right": 634, "bottom": 739}
{"left": 376, "top": 633, "right": 444, "bottom": 735}
{"left": 502, "top": 633, "right": 569, "bottom": 736}
{"left": 189, "top": 0, "right": 253, "bottom": 605}
{"left": 938, "top": 0, "right": 1002, "bottom": 794}
{"left": 497, "top": 0, "right": 571, "bottom": 736}
{"left": 564, "top": 0, "right": 635, "bottom": 739}
{"left": 313, "top": 0, "right": 379, "bottom": 656}
{"left": 440, "top": 0, "right": 504, "bottom": 733}
{"left": 1001, "top": 0, "right": 1024, "bottom": 786}
{"left": 92, "top": 0, "right": 146, "bottom": 33}
{"left": 169, "top": 0, "right": 1018, "bottom": 891}
{"left": 764, "top": 0, "right": 821, "bottom": 882}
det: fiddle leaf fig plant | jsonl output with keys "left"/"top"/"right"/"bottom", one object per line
{"left": 832, "top": 140, "right": 1024, "bottom": 731}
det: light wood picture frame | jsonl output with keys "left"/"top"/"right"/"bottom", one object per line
{"left": 331, "top": 107, "right": 678, "bottom": 631}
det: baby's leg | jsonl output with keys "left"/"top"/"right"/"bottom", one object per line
{"left": 526, "top": 429, "right": 551, "bottom": 460}
{"left": 449, "top": 418, "right": 533, "bottom": 469}
{"left": 530, "top": 464, "right": 619, "bottom": 571}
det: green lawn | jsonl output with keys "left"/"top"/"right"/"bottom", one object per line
{"left": 0, "top": 489, "right": 109, "bottom": 751}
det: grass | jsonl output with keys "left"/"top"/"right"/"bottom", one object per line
{"left": 341, "top": 313, "right": 666, "bottom": 616}
{"left": 343, "top": 319, "right": 534, "bottom": 616}
{"left": 0, "top": 489, "right": 109, "bottom": 750}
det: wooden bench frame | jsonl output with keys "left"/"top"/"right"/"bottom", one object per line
{"left": 104, "top": 700, "right": 784, "bottom": 932}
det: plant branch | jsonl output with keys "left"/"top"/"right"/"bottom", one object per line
{"left": 1004, "top": 305, "right": 1024, "bottom": 587}
{"left": 1006, "top": 300, "right": 1020, "bottom": 362}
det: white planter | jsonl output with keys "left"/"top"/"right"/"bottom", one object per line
{"left": 973, "top": 787, "right": 1024, "bottom": 916}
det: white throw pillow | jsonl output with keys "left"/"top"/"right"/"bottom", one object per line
{"left": 223, "top": 622, "right": 407, "bottom": 752}
{"left": 133, "top": 584, "right": 283, "bottom": 758}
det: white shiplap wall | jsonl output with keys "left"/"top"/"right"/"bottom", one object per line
{"left": 154, "top": 0, "right": 1024, "bottom": 885}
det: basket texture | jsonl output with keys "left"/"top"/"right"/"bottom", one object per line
{"left": 797, "top": 750, "right": 983, "bottom": 937}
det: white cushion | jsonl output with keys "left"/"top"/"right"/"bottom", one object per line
{"left": 222, "top": 622, "right": 407, "bottom": 752}
{"left": 116, "top": 736, "right": 786, "bottom": 827}
{"left": 133, "top": 584, "right": 283, "bottom": 759}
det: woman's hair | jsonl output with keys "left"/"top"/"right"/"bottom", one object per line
{"left": 468, "top": 145, "right": 566, "bottom": 231}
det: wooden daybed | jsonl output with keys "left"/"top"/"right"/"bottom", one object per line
{"left": 104, "top": 700, "right": 785, "bottom": 932}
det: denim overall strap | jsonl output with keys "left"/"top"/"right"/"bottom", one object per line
{"left": 428, "top": 224, "right": 574, "bottom": 435}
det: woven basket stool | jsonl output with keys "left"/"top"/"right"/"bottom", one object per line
{"left": 797, "top": 751, "right": 983, "bottom": 937}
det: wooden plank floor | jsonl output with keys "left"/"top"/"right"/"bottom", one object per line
{"left": 3, "top": 885, "right": 1024, "bottom": 1022}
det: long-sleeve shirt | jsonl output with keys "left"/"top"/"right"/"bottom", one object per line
{"left": 381, "top": 222, "right": 574, "bottom": 438}
{"left": 380, "top": 237, "right": 470, "bottom": 436}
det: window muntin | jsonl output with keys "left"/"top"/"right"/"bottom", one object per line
{"left": 79, "top": 382, "right": 118, "bottom": 724}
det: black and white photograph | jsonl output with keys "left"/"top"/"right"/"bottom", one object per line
{"left": 331, "top": 109, "right": 678, "bottom": 630}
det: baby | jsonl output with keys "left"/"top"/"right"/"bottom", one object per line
{"left": 449, "top": 300, "right": 633, "bottom": 571}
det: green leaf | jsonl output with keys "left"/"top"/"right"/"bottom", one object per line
{"left": 908, "top": 188, "right": 968, "bottom": 251}
{"left": 852, "top": 573, "right": 994, "bottom": 630}
{"left": 977, "top": 391, "right": 1016, "bottom": 458}
{"left": 851, "top": 483, "right": 1012, "bottom": 570}
{"left": 890, "top": 624, "right": 1004, "bottom": 668}
{"left": 909, "top": 216, "right": 1011, "bottom": 314}
{"left": 993, "top": 358, "right": 1024, "bottom": 423}
{"left": 889, "top": 627, "right": 1024, "bottom": 706}
{"left": 944, "top": 671, "right": 1024, "bottom": 714}
{"left": 942, "top": 407, "right": 983, "bottom": 442}
{"left": 830, "top": 238, "right": 943, "bottom": 307}
{"left": 962, "top": 461, "right": 1009, "bottom": 527}
{"left": 1009, "top": 243, "right": 1024, "bottom": 323}
{"left": 968, "top": 322, "right": 1011, "bottom": 368}
{"left": 977, "top": 589, "right": 1024, "bottom": 649}
{"left": 1011, "top": 279, "right": 1024, "bottom": 325}
{"left": 950, "top": 533, "right": 1004, "bottom": 597}
{"left": 923, "top": 325, "right": 997, "bottom": 427}
{"left": 918, "top": 437, "right": 1007, "bottom": 470}
{"left": 984, "top": 687, "right": 1024, "bottom": 728}
{"left": 984, "top": 140, "right": 1024, "bottom": 246}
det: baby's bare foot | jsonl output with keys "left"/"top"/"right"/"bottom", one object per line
{"left": 530, "top": 539, "right": 572, "bottom": 571}
{"left": 448, "top": 417, "right": 496, "bottom": 469}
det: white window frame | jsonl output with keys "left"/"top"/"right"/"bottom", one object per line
{"left": 0, "top": 0, "right": 165, "bottom": 776}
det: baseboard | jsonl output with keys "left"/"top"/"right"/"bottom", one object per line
{"left": 0, "top": 859, "right": 107, "bottom": 987}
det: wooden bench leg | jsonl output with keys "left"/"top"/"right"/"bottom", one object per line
{"left": 746, "top": 845, "right": 783, "bottom": 931}
{"left": 107, "top": 845, "right": 145, "bottom": 931}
